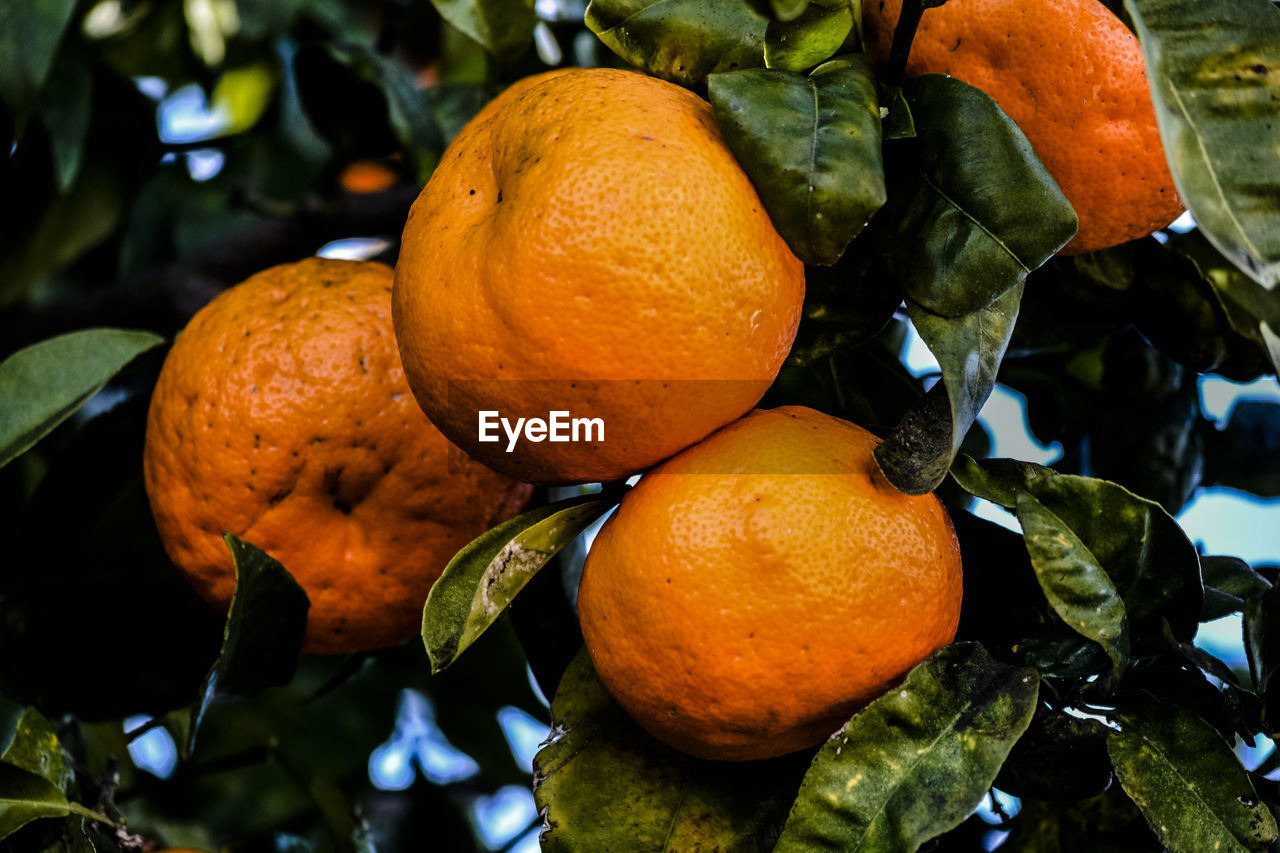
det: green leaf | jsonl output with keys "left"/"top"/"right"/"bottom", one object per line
{"left": 878, "top": 75, "right": 1077, "bottom": 317}
{"left": 36, "top": 44, "right": 92, "bottom": 192}
{"left": 785, "top": 251, "right": 903, "bottom": 366}
{"left": 533, "top": 649, "right": 805, "bottom": 853}
{"left": 1126, "top": 0, "right": 1280, "bottom": 288}
{"left": 585, "top": 0, "right": 768, "bottom": 87}
{"left": 0, "top": 702, "right": 70, "bottom": 793}
{"left": 423, "top": 494, "right": 618, "bottom": 674}
{"left": 774, "top": 643, "right": 1038, "bottom": 853}
{"left": 0, "top": 329, "right": 164, "bottom": 470}
{"left": 1015, "top": 491, "right": 1130, "bottom": 689}
{"left": 1201, "top": 555, "right": 1271, "bottom": 621}
{"left": 0, "top": 764, "right": 70, "bottom": 840}
{"left": 1244, "top": 582, "right": 1280, "bottom": 731}
{"left": 951, "top": 457, "right": 1203, "bottom": 644}
{"left": 1109, "top": 702, "right": 1278, "bottom": 852}
{"left": 708, "top": 56, "right": 885, "bottom": 265}
{"left": 188, "top": 535, "right": 310, "bottom": 753}
{"left": 763, "top": 2, "right": 857, "bottom": 72}
{"left": 996, "top": 705, "right": 1113, "bottom": 802}
{"left": 876, "top": 82, "right": 914, "bottom": 140}
{"left": 431, "top": 0, "right": 536, "bottom": 58}
{"left": 0, "top": 0, "right": 77, "bottom": 116}
{"left": 873, "top": 283, "right": 1023, "bottom": 494}
{"left": 1205, "top": 401, "right": 1280, "bottom": 497}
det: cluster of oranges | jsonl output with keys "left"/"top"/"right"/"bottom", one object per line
{"left": 144, "top": 0, "right": 1179, "bottom": 761}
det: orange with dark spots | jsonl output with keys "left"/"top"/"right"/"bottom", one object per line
{"left": 864, "top": 0, "right": 1183, "bottom": 254}
{"left": 578, "top": 406, "right": 963, "bottom": 760}
{"left": 393, "top": 68, "right": 805, "bottom": 485}
{"left": 144, "top": 258, "right": 532, "bottom": 654}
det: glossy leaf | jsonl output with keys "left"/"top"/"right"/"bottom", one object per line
{"left": 708, "top": 57, "right": 885, "bottom": 265}
{"left": 423, "top": 493, "right": 618, "bottom": 674}
{"left": 533, "top": 649, "right": 805, "bottom": 852}
{"left": 1015, "top": 491, "right": 1130, "bottom": 688}
{"left": 958, "top": 459, "right": 1203, "bottom": 645}
{"left": 585, "top": 0, "right": 767, "bottom": 87}
{"left": 0, "top": 329, "right": 164, "bottom": 470}
{"left": 430, "top": 0, "right": 536, "bottom": 59}
{"left": 1109, "top": 702, "right": 1277, "bottom": 852}
{"left": 1202, "top": 555, "right": 1272, "bottom": 621}
{"left": 0, "top": 702, "right": 70, "bottom": 793}
{"left": 189, "top": 535, "right": 310, "bottom": 752}
{"left": 0, "top": 0, "right": 77, "bottom": 115}
{"left": 873, "top": 283, "right": 1022, "bottom": 494}
{"left": 878, "top": 75, "right": 1077, "bottom": 317}
{"left": 0, "top": 764, "right": 71, "bottom": 840}
{"left": 1126, "top": 0, "right": 1280, "bottom": 288}
{"left": 774, "top": 643, "right": 1038, "bottom": 853}
{"left": 763, "top": 1, "right": 857, "bottom": 72}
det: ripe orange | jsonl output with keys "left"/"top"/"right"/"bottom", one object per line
{"left": 577, "top": 406, "right": 963, "bottom": 761}
{"left": 339, "top": 158, "right": 400, "bottom": 194}
{"left": 864, "top": 0, "right": 1184, "bottom": 254}
{"left": 144, "top": 258, "right": 532, "bottom": 654}
{"left": 393, "top": 68, "right": 805, "bottom": 485}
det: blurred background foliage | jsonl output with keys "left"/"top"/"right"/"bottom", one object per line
{"left": 1, "top": 0, "right": 1279, "bottom": 851}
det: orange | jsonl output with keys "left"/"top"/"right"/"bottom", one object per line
{"left": 577, "top": 406, "right": 963, "bottom": 761}
{"left": 864, "top": 0, "right": 1184, "bottom": 254}
{"left": 393, "top": 68, "right": 805, "bottom": 485}
{"left": 144, "top": 258, "right": 532, "bottom": 654}
{"left": 339, "top": 158, "right": 400, "bottom": 194}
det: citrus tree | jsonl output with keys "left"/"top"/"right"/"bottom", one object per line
{"left": 2, "top": 0, "right": 1280, "bottom": 851}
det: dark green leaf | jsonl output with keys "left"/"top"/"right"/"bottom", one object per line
{"left": 951, "top": 457, "right": 1203, "bottom": 644}
{"left": 585, "top": 0, "right": 768, "bottom": 87}
{"left": 431, "top": 0, "right": 537, "bottom": 58}
{"left": 784, "top": 252, "right": 903, "bottom": 367}
{"left": 878, "top": 75, "right": 1077, "bottom": 317}
{"left": 996, "top": 705, "right": 1113, "bottom": 802}
{"left": 0, "top": 703, "right": 70, "bottom": 793}
{"left": 771, "top": 0, "right": 810, "bottom": 21}
{"left": 876, "top": 82, "right": 914, "bottom": 140}
{"left": 708, "top": 57, "right": 885, "bottom": 265}
{"left": 1205, "top": 401, "right": 1280, "bottom": 497}
{"left": 1245, "top": 583, "right": 1280, "bottom": 731}
{"left": 423, "top": 493, "right": 618, "bottom": 674}
{"left": 0, "top": 764, "right": 70, "bottom": 841}
{"left": 0, "top": 329, "right": 164, "bottom": 470}
{"left": 533, "top": 649, "right": 805, "bottom": 853}
{"left": 36, "top": 44, "right": 91, "bottom": 192}
{"left": 1169, "top": 230, "right": 1280, "bottom": 377}
{"left": 873, "top": 283, "right": 1022, "bottom": 494}
{"left": 763, "top": 2, "right": 857, "bottom": 72}
{"left": 1202, "top": 555, "right": 1272, "bottom": 621}
{"left": 1126, "top": 0, "right": 1280, "bottom": 288}
{"left": 773, "top": 643, "right": 1038, "bottom": 853}
{"left": 1109, "top": 702, "right": 1278, "bottom": 852}
{"left": 1015, "top": 491, "right": 1130, "bottom": 688}
{"left": 0, "top": 0, "right": 77, "bottom": 115}
{"left": 0, "top": 160, "right": 128, "bottom": 306}
{"left": 189, "top": 535, "right": 311, "bottom": 753}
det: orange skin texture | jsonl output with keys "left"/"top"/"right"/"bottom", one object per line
{"left": 393, "top": 69, "right": 805, "bottom": 485}
{"left": 864, "top": 0, "right": 1184, "bottom": 254}
{"left": 578, "top": 406, "right": 963, "bottom": 761}
{"left": 144, "top": 258, "right": 532, "bottom": 654}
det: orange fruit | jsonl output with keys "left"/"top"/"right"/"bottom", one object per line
{"left": 577, "top": 406, "right": 963, "bottom": 761}
{"left": 144, "top": 258, "right": 532, "bottom": 654}
{"left": 393, "top": 68, "right": 805, "bottom": 485}
{"left": 339, "top": 158, "right": 400, "bottom": 194}
{"left": 864, "top": 0, "right": 1184, "bottom": 254}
